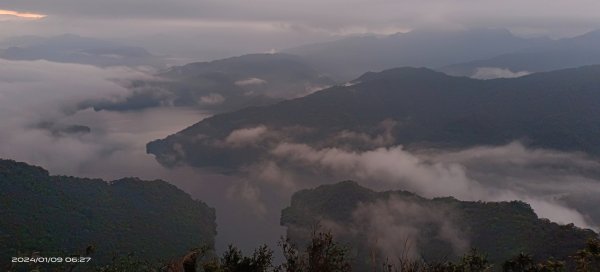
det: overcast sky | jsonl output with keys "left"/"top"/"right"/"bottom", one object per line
{"left": 2, "top": 0, "right": 600, "bottom": 60}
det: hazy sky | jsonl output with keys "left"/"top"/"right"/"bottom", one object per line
{"left": 2, "top": 0, "right": 600, "bottom": 60}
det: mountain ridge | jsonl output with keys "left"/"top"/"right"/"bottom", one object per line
{"left": 281, "top": 181, "right": 598, "bottom": 268}
{"left": 147, "top": 65, "right": 600, "bottom": 170}
{"left": 0, "top": 34, "right": 165, "bottom": 68}
{"left": 440, "top": 29, "right": 600, "bottom": 78}
{"left": 285, "top": 28, "right": 552, "bottom": 80}
{"left": 87, "top": 53, "right": 334, "bottom": 112}
{"left": 0, "top": 158, "right": 217, "bottom": 266}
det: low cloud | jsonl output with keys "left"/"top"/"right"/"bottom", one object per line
{"left": 270, "top": 143, "right": 477, "bottom": 199}
{"left": 472, "top": 67, "right": 531, "bottom": 79}
{"left": 0, "top": 58, "right": 282, "bottom": 254}
{"left": 265, "top": 141, "right": 597, "bottom": 230}
{"left": 331, "top": 119, "right": 397, "bottom": 148}
{"left": 289, "top": 83, "right": 331, "bottom": 98}
{"left": 235, "top": 77, "right": 267, "bottom": 86}
{"left": 352, "top": 196, "right": 469, "bottom": 260}
{"left": 245, "top": 160, "right": 298, "bottom": 191}
{"left": 199, "top": 93, "right": 226, "bottom": 105}
{"left": 2, "top": 59, "right": 600, "bottom": 258}
{"left": 225, "top": 125, "right": 268, "bottom": 147}
{"left": 227, "top": 181, "right": 268, "bottom": 217}
{"left": 0, "top": 59, "right": 208, "bottom": 177}
{"left": 419, "top": 142, "right": 600, "bottom": 194}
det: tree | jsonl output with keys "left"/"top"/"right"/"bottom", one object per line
{"left": 503, "top": 253, "right": 536, "bottom": 272}
{"left": 573, "top": 238, "right": 600, "bottom": 272}
{"left": 305, "top": 231, "right": 352, "bottom": 272}
{"left": 200, "top": 244, "right": 273, "bottom": 272}
{"left": 455, "top": 249, "right": 493, "bottom": 272}
{"left": 276, "top": 230, "right": 351, "bottom": 272}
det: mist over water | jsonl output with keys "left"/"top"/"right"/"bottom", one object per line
{"left": 1, "top": 60, "right": 599, "bottom": 255}
{"left": 0, "top": 59, "right": 285, "bottom": 253}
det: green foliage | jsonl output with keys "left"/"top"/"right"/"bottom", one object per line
{"left": 503, "top": 253, "right": 536, "bottom": 272}
{"left": 200, "top": 231, "right": 351, "bottom": 272}
{"left": 150, "top": 65, "right": 600, "bottom": 170}
{"left": 381, "top": 248, "right": 492, "bottom": 272}
{"left": 278, "top": 238, "right": 304, "bottom": 272}
{"left": 95, "top": 253, "right": 159, "bottom": 272}
{"left": 0, "top": 159, "right": 217, "bottom": 268}
{"left": 220, "top": 245, "right": 273, "bottom": 272}
{"left": 20, "top": 231, "right": 597, "bottom": 272}
{"left": 275, "top": 230, "right": 352, "bottom": 272}
{"left": 194, "top": 245, "right": 274, "bottom": 272}
{"left": 300, "top": 231, "right": 351, "bottom": 272}
{"left": 455, "top": 249, "right": 493, "bottom": 272}
{"left": 573, "top": 238, "right": 600, "bottom": 272}
{"left": 501, "top": 252, "right": 566, "bottom": 272}
{"left": 281, "top": 181, "right": 597, "bottom": 269}
{"left": 536, "top": 259, "right": 565, "bottom": 272}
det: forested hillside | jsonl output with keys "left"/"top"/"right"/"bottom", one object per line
{"left": 148, "top": 66, "right": 600, "bottom": 170}
{"left": 281, "top": 181, "right": 598, "bottom": 269}
{"left": 0, "top": 159, "right": 216, "bottom": 268}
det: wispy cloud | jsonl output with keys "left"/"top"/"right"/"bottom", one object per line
{"left": 0, "top": 9, "right": 46, "bottom": 19}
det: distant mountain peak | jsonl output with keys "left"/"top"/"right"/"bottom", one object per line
{"left": 355, "top": 67, "right": 448, "bottom": 82}
{"left": 0, "top": 33, "right": 163, "bottom": 68}
{"left": 285, "top": 28, "right": 547, "bottom": 80}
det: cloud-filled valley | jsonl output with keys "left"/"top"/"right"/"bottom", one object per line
{"left": 4, "top": 8, "right": 600, "bottom": 267}
{"left": 0, "top": 59, "right": 206, "bottom": 178}
{"left": 264, "top": 141, "right": 598, "bottom": 229}
{"left": 4, "top": 58, "right": 600, "bottom": 256}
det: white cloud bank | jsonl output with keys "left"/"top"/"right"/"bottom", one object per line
{"left": 225, "top": 125, "right": 268, "bottom": 147}
{"left": 472, "top": 67, "right": 531, "bottom": 79}
{"left": 235, "top": 77, "right": 267, "bottom": 86}
{"left": 267, "top": 142, "right": 597, "bottom": 230}
{"left": 0, "top": 59, "right": 208, "bottom": 178}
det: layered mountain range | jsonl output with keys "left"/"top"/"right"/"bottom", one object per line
{"left": 0, "top": 34, "right": 164, "bottom": 68}
{"left": 148, "top": 65, "right": 600, "bottom": 170}
{"left": 440, "top": 30, "right": 600, "bottom": 78}
{"left": 87, "top": 53, "right": 334, "bottom": 112}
